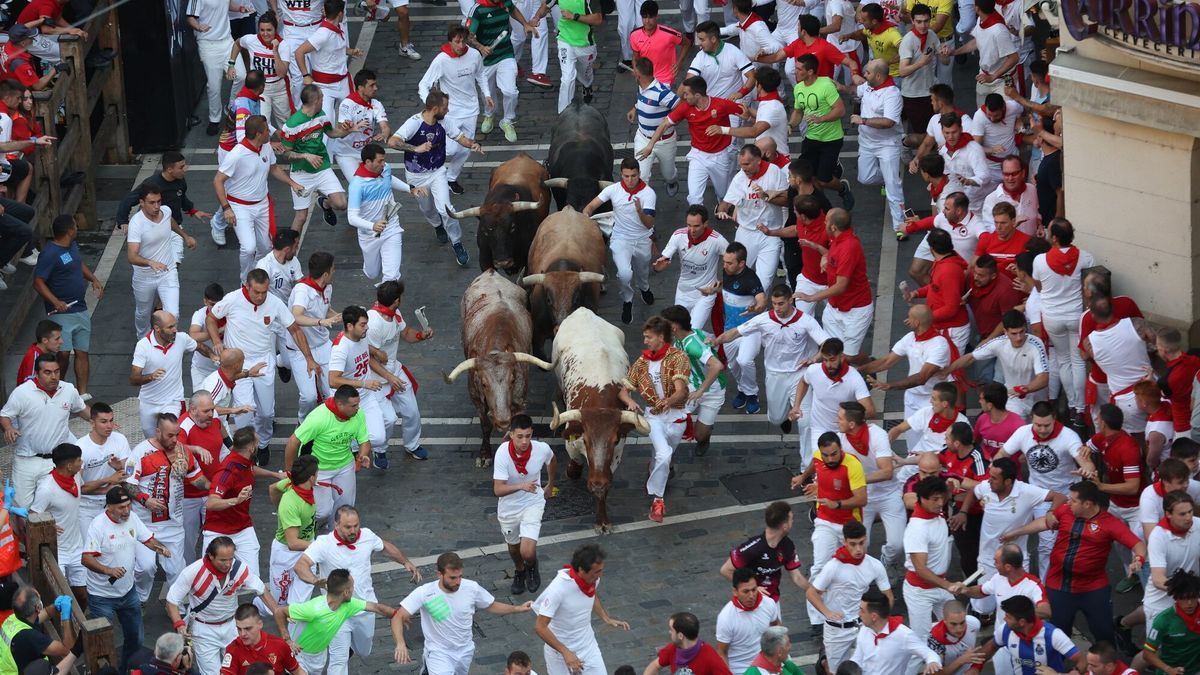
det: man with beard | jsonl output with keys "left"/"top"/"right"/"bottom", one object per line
{"left": 643, "top": 612, "right": 731, "bottom": 675}
{"left": 790, "top": 338, "right": 873, "bottom": 467}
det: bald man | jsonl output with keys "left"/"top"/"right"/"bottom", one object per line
{"left": 902, "top": 452, "right": 946, "bottom": 511}
{"left": 853, "top": 59, "right": 905, "bottom": 237}
{"left": 178, "top": 390, "right": 230, "bottom": 565}
{"left": 198, "top": 348, "right": 266, "bottom": 417}
{"left": 132, "top": 311, "right": 199, "bottom": 438}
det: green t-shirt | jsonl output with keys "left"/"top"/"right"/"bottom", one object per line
{"left": 469, "top": 0, "right": 516, "bottom": 66}
{"left": 676, "top": 329, "right": 726, "bottom": 390}
{"left": 293, "top": 403, "right": 368, "bottom": 470}
{"left": 1146, "top": 606, "right": 1200, "bottom": 675}
{"left": 288, "top": 595, "right": 368, "bottom": 653}
{"left": 792, "top": 77, "right": 844, "bottom": 143}
{"left": 746, "top": 661, "right": 804, "bottom": 675}
{"left": 273, "top": 479, "right": 317, "bottom": 545}
{"left": 556, "top": 0, "right": 594, "bottom": 47}
{"left": 281, "top": 109, "right": 332, "bottom": 174}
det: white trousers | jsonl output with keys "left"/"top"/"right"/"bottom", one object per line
{"left": 219, "top": 199, "right": 272, "bottom": 281}
{"left": 646, "top": 410, "right": 685, "bottom": 498}
{"left": 288, "top": 342, "right": 331, "bottom": 419}
{"left": 544, "top": 640, "right": 606, "bottom": 675}
{"left": 677, "top": 0, "right": 709, "bottom": 32}
{"left": 735, "top": 228, "right": 782, "bottom": 293}
{"left": 182, "top": 496, "right": 206, "bottom": 566}
{"left": 329, "top": 611, "right": 376, "bottom": 663}
{"left": 675, "top": 289, "right": 716, "bottom": 331}
{"left": 358, "top": 229, "right": 404, "bottom": 282}
{"left": 822, "top": 304, "right": 873, "bottom": 357}
{"left": 360, "top": 391, "right": 397, "bottom": 451}
{"left": 863, "top": 494, "right": 907, "bottom": 568}
{"left": 423, "top": 645, "right": 475, "bottom": 675}
{"left": 1033, "top": 499, "right": 1053, "bottom": 580}
{"left": 686, "top": 146, "right": 735, "bottom": 206}
{"left": 824, "top": 623, "right": 859, "bottom": 674}
{"left": 807, "top": 519, "right": 843, "bottom": 624}
{"left": 315, "top": 463, "right": 357, "bottom": 528}
{"left": 511, "top": 0, "right": 550, "bottom": 74}
{"left": 483, "top": 59, "right": 520, "bottom": 123}
{"left": 269, "top": 539, "right": 314, "bottom": 605}
{"left": 297, "top": 646, "right": 348, "bottom": 675}
{"left": 970, "top": 563, "right": 998, "bottom": 614}
{"left": 192, "top": 619, "right": 236, "bottom": 675}
{"left": 902, "top": 580, "right": 953, "bottom": 645}
{"left": 793, "top": 274, "right": 828, "bottom": 315}
{"left": 132, "top": 268, "right": 180, "bottom": 337}
{"left": 1042, "top": 313, "right": 1084, "bottom": 411}
{"left": 139, "top": 399, "right": 184, "bottom": 440}
{"left": 764, "top": 369, "right": 802, "bottom": 427}
{"left": 406, "top": 168, "right": 464, "bottom": 244}
{"left": 444, "top": 111, "right": 477, "bottom": 182}
{"left": 262, "top": 78, "right": 293, "bottom": 130}
{"left": 556, "top": 42, "right": 597, "bottom": 113}
{"left": 232, "top": 352, "right": 277, "bottom": 447}
{"left": 724, "top": 333, "right": 761, "bottom": 396}
{"left": 198, "top": 38, "right": 235, "bottom": 123}
{"left": 633, "top": 132, "right": 679, "bottom": 183}
{"left": 384, "top": 363, "right": 423, "bottom": 450}
{"left": 280, "top": 34, "right": 314, "bottom": 110}
{"left": 135, "top": 523, "right": 186, "bottom": 602}
{"left": 12, "top": 455, "right": 52, "bottom": 508}
{"left": 616, "top": 0, "right": 639, "bottom": 60}
{"left": 202, "top": 526, "right": 261, "bottom": 579}
{"left": 611, "top": 237, "right": 652, "bottom": 303}
{"left": 858, "top": 142, "right": 905, "bottom": 231}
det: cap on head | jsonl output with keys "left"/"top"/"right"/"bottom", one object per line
{"left": 106, "top": 487, "right": 132, "bottom": 505}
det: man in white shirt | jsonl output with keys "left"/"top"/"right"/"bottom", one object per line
{"left": 1138, "top": 458, "right": 1200, "bottom": 540}
{"left": 628, "top": 58, "right": 681, "bottom": 189}
{"left": 907, "top": 191, "right": 986, "bottom": 278}
{"left": 851, "top": 589, "right": 942, "bottom": 675}
{"left": 396, "top": 552, "right": 533, "bottom": 673}
{"left": 791, "top": 338, "right": 873, "bottom": 467}
{"left": 716, "top": 144, "right": 787, "bottom": 292}
{"left": 329, "top": 304, "right": 398, "bottom": 469}
{"left": 75, "top": 401, "right": 132, "bottom": 531}
{"left": 584, "top": 159, "right": 657, "bottom": 325}
{"left": 949, "top": 0, "right": 1019, "bottom": 105}
{"left": 30, "top": 442, "right": 86, "bottom": 598}
{"left": 715, "top": 569, "right": 781, "bottom": 674}
{"left": 332, "top": 69, "right": 391, "bottom": 181}
{"left": 945, "top": 311, "right": 1050, "bottom": 419}
{"left": 1140, "top": 492, "right": 1200, "bottom": 631}
{"left": 653, "top": 205, "right": 728, "bottom": 332}
{"left": 807, "top": 520, "right": 893, "bottom": 673}
{"left": 835, "top": 401, "right": 905, "bottom": 568}
{"left": 937, "top": 113, "right": 993, "bottom": 214}
{"left": 971, "top": 94, "right": 1024, "bottom": 183}
{"left": 493, "top": 415, "right": 557, "bottom": 596}
{"left": 131, "top": 311, "right": 199, "bottom": 439}
{"left": 0, "top": 354, "right": 89, "bottom": 507}
{"left": 904, "top": 476, "right": 966, "bottom": 644}
{"left": 366, "top": 281, "right": 430, "bottom": 462}
{"left": 720, "top": 0, "right": 782, "bottom": 63}
{"left": 292, "top": 505, "right": 422, "bottom": 665}
{"left": 684, "top": 22, "right": 755, "bottom": 102}
{"left": 1082, "top": 295, "right": 1154, "bottom": 436}
{"left": 186, "top": 0, "right": 252, "bottom": 134}
{"left": 980, "top": 155, "right": 1040, "bottom": 236}
{"left": 927, "top": 601, "right": 983, "bottom": 675}
{"left": 963, "top": 545, "right": 1052, "bottom": 664}
{"left": 534, "top": 544, "right": 630, "bottom": 675}
{"left": 189, "top": 284, "right": 225, "bottom": 387}
{"left": 287, "top": 251, "right": 339, "bottom": 418}
{"left": 127, "top": 185, "right": 197, "bottom": 337}
{"left": 854, "top": 59, "right": 905, "bottom": 238}
{"left": 346, "top": 143, "right": 425, "bottom": 284}
{"left": 254, "top": 229, "right": 302, "bottom": 304}
{"left": 1031, "top": 219, "right": 1095, "bottom": 423}
{"left": 293, "top": 0, "right": 360, "bottom": 123}
{"left": 417, "top": 25, "right": 490, "bottom": 196}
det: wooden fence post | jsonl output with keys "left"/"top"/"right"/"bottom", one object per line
{"left": 23, "top": 513, "right": 57, "bottom": 595}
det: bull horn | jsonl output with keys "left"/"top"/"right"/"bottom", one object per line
{"left": 544, "top": 178, "right": 569, "bottom": 188}
{"left": 598, "top": 180, "right": 615, "bottom": 189}
{"left": 443, "top": 358, "right": 477, "bottom": 383}
{"left": 511, "top": 201, "right": 540, "bottom": 213}
{"left": 551, "top": 402, "right": 583, "bottom": 429}
{"left": 521, "top": 274, "right": 546, "bottom": 287}
{"left": 621, "top": 410, "right": 651, "bottom": 434}
{"left": 449, "top": 206, "right": 482, "bottom": 219}
{"left": 577, "top": 272, "right": 606, "bottom": 284}
{"left": 513, "top": 352, "right": 554, "bottom": 370}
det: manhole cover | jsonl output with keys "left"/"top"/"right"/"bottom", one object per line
{"left": 544, "top": 481, "right": 598, "bottom": 520}
{"left": 720, "top": 467, "right": 796, "bottom": 505}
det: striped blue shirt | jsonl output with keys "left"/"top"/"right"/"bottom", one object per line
{"left": 636, "top": 81, "right": 679, "bottom": 139}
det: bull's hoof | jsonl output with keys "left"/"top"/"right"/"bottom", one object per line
{"left": 593, "top": 522, "right": 613, "bottom": 534}
{"left": 475, "top": 456, "right": 493, "bottom": 468}
{"left": 566, "top": 460, "right": 583, "bottom": 480}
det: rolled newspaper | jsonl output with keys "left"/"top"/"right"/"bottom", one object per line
{"left": 489, "top": 30, "right": 509, "bottom": 48}
{"left": 413, "top": 306, "right": 431, "bottom": 335}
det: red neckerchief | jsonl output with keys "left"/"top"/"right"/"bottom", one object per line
{"left": 564, "top": 565, "right": 597, "bottom": 597}
{"left": 928, "top": 177, "right": 949, "bottom": 203}
{"left": 147, "top": 332, "right": 174, "bottom": 354}
{"left": 236, "top": 86, "right": 261, "bottom": 102}
{"left": 1177, "top": 603, "right": 1200, "bottom": 634}
{"left": 869, "top": 20, "right": 896, "bottom": 34}
{"left": 1003, "top": 182, "right": 1027, "bottom": 200}
{"left": 324, "top": 397, "right": 351, "bottom": 421}
{"left": 845, "top": 424, "right": 870, "bottom": 457}
{"left": 440, "top": 43, "right": 464, "bottom": 58}
{"left": 825, "top": 359, "right": 851, "bottom": 384}
{"left": 642, "top": 344, "right": 670, "bottom": 361}
{"left": 32, "top": 378, "right": 58, "bottom": 397}
{"left": 912, "top": 503, "right": 942, "bottom": 519}
{"left": 833, "top": 546, "right": 863, "bottom": 565}
{"left": 319, "top": 19, "right": 344, "bottom": 34}
{"left": 1155, "top": 480, "right": 1168, "bottom": 497}
{"left": 738, "top": 12, "right": 763, "bottom": 29}
{"left": 749, "top": 654, "right": 781, "bottom": 673}
{"left": 914, "top": 328, "right": 940, "bottom": 342}
{"left": 355, "top": 163, "right": 382, "bottom": 178}
{"left": 758, "top": 90, "right": 782, "bottom": 102}
{"left": 928, "top": 410, "right": 957, "bottom": 433}
{"left": 978, "top": 11, "right": 1006, "bottom": 29}
{"left": 507, "top": 441, "right": 531, "bottom": 474}
{"left": 733, "top": 592, "right": 764, "bottom": 611}
{"left": 768, "top": 309, "right": 803, "bottom": 327}
{"left": 944, "top": 132, "right": 975, "bottom": 154}
{"left": 372, "top": 302, "right": 397, "bottom": 319}
{"left": 345, "top": 90, "right": 370, "bottom": 108}
{"left": 291, "top": 482, "right": 316, "bottom": 505}
{"left": 203, "top": 555, "right": 229, "bottom": 582}
{"left": 334, "top": 529, "right": 357, "bottom": 549}
{"left": 218, "top": 368, "right": 237, "bottom": 391}
{"left": 874, "top": 77, "right": 897, "bottom": 89}
{"left": 873, "top": 616, "right": 905, "bottom": 643}
{"left": 687, "top": 227, "right": 714, "bottom": 247}
{"left": 297, "top": 277, "right": 329, "bottom": 303}
{"left": 1033, "top": 421, "right": 1064, "bottom": 443}
{"left": 1160, "top": 516, "right": 1191, "bottom": 537}
{"left": 930, "top": 621, "right": 965, "bottom": 645}
{"left": 257, "top": 34, "right": 278, "bottom": 50}
{"left": 748, "top": 161, "right": 770, "bottom": 181}
{"left": 1012, "top": 618, "right": 1045, "bottom": 641}
{"left": 239, "top": 137, "right": 263, "bottom": 154}
{"left": 241, "top": 286, "right": 265, "bottom": 311}
{"left": 1046, "top": 246, "right": 1081, "bottom": 276}
{"left": 620, "top": 179, "right": 647, "bottom": 195}
{"left": 49, "top": 469, "right": 78, "bottom": 497}
{"left": 913, "top": 28, "right": 929, "bottom": 51}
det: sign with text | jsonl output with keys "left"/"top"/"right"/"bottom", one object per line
{"left": 1060, "top": 0, "right": 1200, "bottom": 64}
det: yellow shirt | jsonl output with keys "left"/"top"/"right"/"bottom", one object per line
{"left": 865, "top": 24, "right": 904, "bottom": 76}
{"left": 906, "top": 0, "right": 955, "bottom": 39}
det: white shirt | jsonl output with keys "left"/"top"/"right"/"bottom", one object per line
{"left": 289, "top": 281, "right": 333, "bottom": 352}
{"left": 332, "top": 95, "right": 388, "bottom": 158}
{"left": 417, "top": 49, "right": 488, "bottom": 117}
{"left": 973, "top": 18, "right": 1017, "bottom": 78}
{"left": 1145, "top": 519, "right": 1200, "bottom": 611}
{"left": 367, "top": 308, "right": 407, "bottom": 368}
{"left": 83, "top": 511, "right": 153, "bottom": 597}
{"left": 723, "top": 162, "right": 788, "bottom": 233}
{"left": 994, "top": 621, "right": 1077, "bottom": 675}
{"left": 659, "top": 228, "right": 728, "bottom": 293}
{"left": 185, "top": 0, "right": 232, "bottom": 41}
{"left": 493, "top": 440, "right": 554, "bottom": 520}
{"left": 190, "top": 306, "right": 220, "bottom": 370}
{"left": 971, "top": 335, "right": 1048, "bottom": 396}
{"left": 1032, "top": 247, "right": 1095, "bottom": 319}
{"left": 804, "top": 364, "right": 870, "bottom": 434}
{"left": 132, "top": 333, "right": 199, "bottom": 407}
{"left": 128, "top": 206, "right": 177, "bottom": 271}
{"left": 1140, "top": 481, "right": 1200, "bottom": 528}
{"left": 925, "top": 112, "right": 976, "bottom": 148}
{"left": 978, "top": 572, "right": 1048, "bottom": 638}
{"left": 811, "top": 554, "right": 891, "bottom": 620}
{"left": 1002, "top": 424, "right": 1083, "bottom": 494}
{"left": 329, "top": 332, "right": 373, "bottom": 398}
{"left": 824, "top": 0, "right": 860, "bottom": 52}
{"left": 31, "top": 471, "right": 84, "bottom": 560}
{"left": 237, "top": 34, "right": 283, "bottom": 83}
{"left": 904, "top": 406, "right": 969, "bottom": 453}
{"left": 940, "top": 139, "right": 992, "bottom": 209}
{"left": 974, "top": 480, "right": 1050, "bottom": 569}
{"left": 839, "top": 425, "right": 900, "bottom": 499}
{"left": 852, "top": 621, "right": 941, "bottom": 674}
{"left": 930, "top": 211, "right": 987, "bottom": 262}
{"left": 595, "top": 182, "right": 657, "bottom": 241}
{"left": 720, "top": 16, "right": 782, "bottom": 62}
{"left": 891, "top": 332, "right": 951, "bottom": 401}
{"left": 685, "top": 43, "right": 753, "bottom": 100}
{"left": 533, "top": 568, "right": 598, "bottom": 651}
{"left": 904, "top": 514, "right": 952, "bottom": 576}
{"left": 738, "top": 310, "right": 828, "bottom": 372}
{"left": 970, "top": 100, "right": 1023, "bottom": 162}
{"left": 928, "top": 615, "right": 981, "bottom": 675}
{"left": 210, "top": 287, "right": 296, "bottom": 360}
{"left": 76, "top": 431, "right": 133, "bottom": 513}
{"left": 200, "top": 369, "right": 235, "bottom": 410}
{"left": 980, "top": 183, "right": 1040, "bottom": 237}
{"left": 715, "top": 596, "right": 781, "bottom": 675}
{"left": 218, "top": 141, "right": 276, "bottom": 204}
{"left": 276, "top": 0, "right": 323, "bottom": 38}
{"left": 0, "top": 380, "right": 86, "bottom": 458}
{"left": 856, "top": 81, "right": 903, "bottom": 147}
{"left": 1087, "top": 318, "right": 1151, "bottom": 392}
{"left": 305, "top": 527, "right": 386, "bottom": 601}
{"left": 255, "top": 252, "right": 303, "bottom": 303}
{"left": 400, "top": 579, "right": 495, "bottom": 652}
{"left": 754, "top": 98, "right": 789, "bottom": 156}
{"left": 166, "top": 557, "right": 266, "bottom": 622}
{"left": 305, "top": 22, "right": 351, "bottom": 96}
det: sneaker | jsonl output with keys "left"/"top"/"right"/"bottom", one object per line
{"left": 665, "top": 180, "right": 678, "bottom": 197}
{"left": 18, "top": 249, "right": 38, "bottom": 266}
{"left": 838, "top": 179, "right": 855, "bottom": 210}
{"left": 399, "top": 43, "right": 421, "bottom": 60}
{"left": 621, "top": 301, "right": 633, "bottom": 324}
{"left": 434, "top": 225, "right": 449, "bottom": 244}
{"left": 448, "top": 181, "right": 465, "bottom": 195}
{"left": 1112, "top": 615, "right": 1136, "bottom": 657}
{"left": 372, "top": 452, "right": 390, "bottom": 470}
{"left": 256, "top": 447, "right": 271, "bottom": 467}
{"left": 694, "top": 439, "right": 710, "bottom": 457}
{"left": 1114, "top": 574, "right": 1141, "bottom": 593}
{"left": 277, "top": 366, "right": 292, "bottom": 383}
{"left": 780, "top": 420, "right": 792, "bottom": 434}
{"left": 527, "top": 73, "right": 553, "bottom": 89}
{"left": 317, "top": 196, "right": 337, "bottom": 226}
{"left": 617, "top": 59, "right": 633, "bottom": 72}
{"left": 0, "top": 263, "right": 13, "bottom": 274}
{"left": 639, "top": 288, "right": 654, "bottom": 305}
{"left": 407, "top": 445, "right": 430, "bottom": 460}
{"left": 833, "top": 161, "right": 844, "bottom": 180}
{"left": 526, "top": 563, "right": 541, "bottom": 592}
{"left": 453, "top": 242, "right": 470, "bottom": 267}
{"left": 211, "top": 226, "right": 226, "bottom": 247}
{"left": 480, "top": 116, "right": 495, "bottom": 134}
{"left": 582, "top": 86, "right": 593, "bottom": 104}
{"left": 499, "top": 120, "right": 518, "bottom": 142}
{"left": 745, "top": 395, "right": 761, "bottom": 414}
{"left": 510, "top": 569, "right": 527, "bottom": 595}
{"left": 80, "top": 393, "right": 92, "bottom": 402}
{"left": 649, "top": 498, "right": 665, "bottom": 522}
{"left": 206, "top": 121, "right": 220, "bottom": 136}
{"left": 732, "top": 391, "right": 747, "bottom": 409}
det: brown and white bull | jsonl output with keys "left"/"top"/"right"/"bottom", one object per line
{"left": 550, "top": 307, "right": 648, "bottom": 530}
{"left": 522, "top": 206, "right": 607, "bottom": 358}
{"left": 450, "top": 154, "right": 551, "bottom": 274}
{"left": 445, "top": 270, "right": 553, "bottom": 467}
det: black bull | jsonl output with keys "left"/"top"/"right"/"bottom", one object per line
{"left": 546, "top": 102, "right": 614, "bottom": 211}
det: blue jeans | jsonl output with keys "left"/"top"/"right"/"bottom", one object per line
{"left": 1047, "top": 586, "right": 1113, "bottom": 645}
{"left": 89, "top": 587, "right": 143, "bottom": 671}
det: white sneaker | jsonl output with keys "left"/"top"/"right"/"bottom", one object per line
{"left": 18, "top": 248, "right": 38, "bottom": 265}
{"left": 0, "top": 263, "right": 14, "bottom": 274}
{"left": 211, "top": 226, "right": 226, "bottom": 247}
{"left": 399, "top": 44, "right": 421, "bottom": 60}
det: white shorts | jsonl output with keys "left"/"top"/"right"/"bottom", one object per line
{"left": 424, "top": 645, "right": 475, "bottom": 675}
{"left": 499, "top": 502, "right": 546, "bottom": 545}
{"left": 914, "top": 234, "right": 934, "bottom": 261}
{"left": 823, "top": 304, "right": 874, "bottom": 355}
{"left": 691, "top": 385, "right": 725, "bottom": 426}
{"left": 60, "top": 557, "right": 87, "bottom": 587}
{"left": 291, "top": 168, "right": 344, "bottom": 209}
{"left": 1112, "top": 389, "right": 1148, "bottom": 434}
{"left": 794, "top": 274, "right": 828, "bottom": 314}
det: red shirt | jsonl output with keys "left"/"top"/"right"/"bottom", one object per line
{"left": 967, "top": 273, "right": 1025, "bottom": 338}
{"left": 1165, "top": 353, "right": 1200, "bottom": 433}
{"left": 221, "top": 631, "right": 300, "bottom": 675}
{"left": 1088, "top": 430, "right": 1142, "bottom": 509}
{"left": 668, "top": 97, "right": 743, "bottom": 154}
{"left": 826, "top": 229, "right": 872, "bottom": 311}
{"left": 656, "top": 642, "right": 733, "bottom": 675}
{"left": 0, "top": 43, "right": 38, "bottom": 88}
{"left": 781, "top": 37, "right": 844, "bottom": 78}
{"left": 17, "top": 0, "right": 64, "bottom": 24}
{"left": 1078, "top": 296, "right": 1142, "bottom": 385}
{"left": 974, "top": 230, "right": 1030, "bottom": 265}
{"left": 1045, "top": 503, "right": 1140, "bottom": 593}
{"left": 939, "top": 447, "right": 988, "bottom": 514}
{"left": 178, "top": 414, "right": 225, "bottom": 499}
{"left": 203, "top": 452, "right": 255, "bottom": 534}
{"left": 915, "top": 254, "right": 969, "bottom": 329}
{"left": 814, "top": 452, "right": 865, "bottom": 525}
{"left": 798, "top": 214, "right": 830, "bottom": 285}
{"left": 16, "top": 343, "right": 44, "bottom": 384}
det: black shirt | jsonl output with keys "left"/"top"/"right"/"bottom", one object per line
{"left": 11, "top": 622, "right": 53, "bottom": 672}
{"left": 1035, "top": 150, "right": 1062, "bottom": 228}
{"left": 729, "top": 533, "right": 802, "bottom": 600}
{"left": 115, "top": 173, "right": 195, "bottom": 226}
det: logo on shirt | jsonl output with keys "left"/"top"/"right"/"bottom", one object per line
{"left": 424, "top": 595, "right": 452, "bottom": 622}
{"left": 1089, "top": 522, "right": 1100, "bottom": 533}
{"left": 264, "top": 315, "right": 272, "bottom": 325}
{"left": 1026, "top": 443, "right": 1059, "bottom": 474}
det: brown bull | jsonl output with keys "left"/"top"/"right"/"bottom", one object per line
{"left": 450, "top": 154, "right": 550, "bottom": 274}
{"left": 445, "top": 270, "right": 553, "bottom": 467}
{"left": 523, "top": 206, "right": 607, "bottom": 358}
{"left": 550, "top": 308, "right": 648, "bottom": 530}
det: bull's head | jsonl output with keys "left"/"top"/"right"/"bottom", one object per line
{"left": 445, "top": 352, "right": 554, "bottom": 431}
{"left": 522, "top": 271, "right": 606, "bottom": 332}
{"left": 452, "top": 200, "right": 540, "bottom": 272}
{"left": 552, "top": 404, "right": 648, "bottom": 499}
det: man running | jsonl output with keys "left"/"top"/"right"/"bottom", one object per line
{"left": 653, "top": 205, "right": 727, "bottom": 333}
{"left": 534, "top": 544, "right": 630, "bottom": 675}
{"left": 492, "top": 414, "right": 556, "bottom": 595}
{"left": 662, "top": 305, "right": 726, "bottom": 457}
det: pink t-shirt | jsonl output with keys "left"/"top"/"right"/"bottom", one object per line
{"left": 631, "top": 25, "right": 684, "bottom": 84}
{"left": 974, "top": 411, "right": 1025, "bottom": 461}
